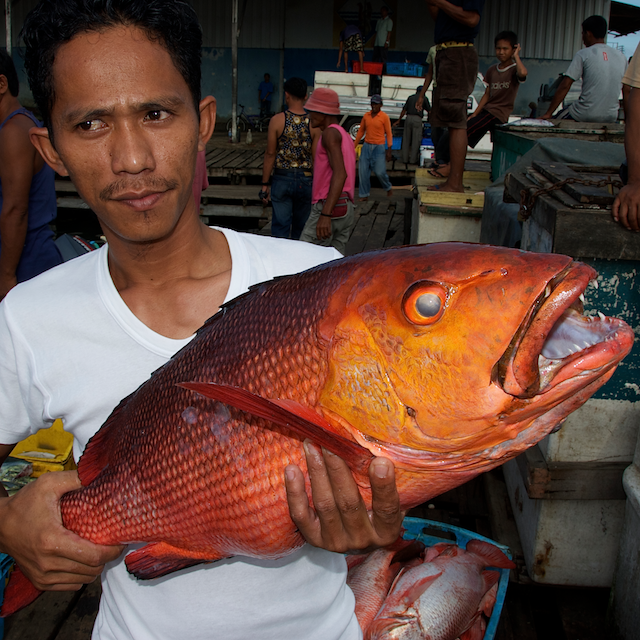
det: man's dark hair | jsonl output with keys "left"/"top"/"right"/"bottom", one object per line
{"left": 0, "top": 50, "right": 20, "bottom": 97}
{"left": 494, "top": 31, "right": 518, "bottom": 48}
{"left": 283, "top": 77, "right": 307, "bottom": 100}
{"left": 582, "top": 15, "right": 607, "bottom": 39}
{"left": 21, "top": 0, "right": 202, "bottom": 134}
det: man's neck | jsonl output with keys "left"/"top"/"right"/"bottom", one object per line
{"left": 286, "top": 98, "right": 307, "bottom": 114}
{"left": 105, "top": 211, "right": 232, "bottom": 338}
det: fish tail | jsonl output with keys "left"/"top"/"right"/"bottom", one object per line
{"left": 0, "top": 564, "right": 43, "bottom": 617}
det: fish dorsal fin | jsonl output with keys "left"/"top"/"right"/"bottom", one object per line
{"left": 178, "top": 382, "right": 373, "bottom": 475}
{"left": 466, "top": 539, "right": 515, "bottom": 570}
{"left": 77, "top": 392, "right": 135, "bottom": 485}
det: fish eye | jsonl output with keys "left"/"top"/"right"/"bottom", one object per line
{"left": 403, "top": 282, "right": 448, "bottom": 325}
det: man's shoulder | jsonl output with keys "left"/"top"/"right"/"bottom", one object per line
{"left": 234, "top": 233, "right": 342, "bottom": 276}
{"left": 3, "top": 249, "right": 101, "bottom": 313}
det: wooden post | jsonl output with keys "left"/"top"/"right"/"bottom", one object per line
{"left": 5, "top": 0, "right": 11, "bottom": 57}
{"left": 230, "top": 0, "right": 238, "bottom": 143}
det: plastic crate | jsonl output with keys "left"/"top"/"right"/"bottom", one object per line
{"left": 0, "top": 553, "right": 14, "bottom": 638}
{"left": 401, "top": 517, "right": 511, "bottom": 640}
{"left": 392, "top": 136, "right": 402, "bottom": 150}
{"left": 11, "top": 419, "right": 75, "bottom": 477}
{"left": 385, "top": 62, "right": 425, "bottom": 77}
{"left": 352, "top": 61, "right": 383, "bottom": 75}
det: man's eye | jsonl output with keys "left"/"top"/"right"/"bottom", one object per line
{"left": 145, "top": 110, "right": 170, "bottom": 122}
{"left": 78, "top": 120, "right": 103, "bottom": 131}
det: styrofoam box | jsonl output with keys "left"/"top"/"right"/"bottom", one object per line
{"left": 503, "top": 458, "right": 626, "bottom": 587}
{"left": 314, "top": 71, "right": 369, "bottom": 97}
{"left": 610, "top": 430, "right": 640, "bottom": 639}
{"left": 381, "top": 75, "right": 430, "bottom": 104}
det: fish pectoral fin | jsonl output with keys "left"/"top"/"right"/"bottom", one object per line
{"left": 125, "top": 542, "right": 225, "bottom": 580}
{"left": 178, "top": 382, "right": 373, "bottom": 475}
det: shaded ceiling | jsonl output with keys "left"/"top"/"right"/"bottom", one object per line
{"left": 610, "top": 1, "right": 640, "bottom": 36}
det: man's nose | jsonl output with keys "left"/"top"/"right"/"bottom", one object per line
{"left": 110, "top": 122, "right": 155, "bottom": 175}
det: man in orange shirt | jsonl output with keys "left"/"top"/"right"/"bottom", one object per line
{"left": 354, "top": 94, "right": 393, "bottom": 201}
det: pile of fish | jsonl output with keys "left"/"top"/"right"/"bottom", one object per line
{"left": 0, "top": 458, "right": 34, "bottom": 496}
{"left": 347, "top": 536, "right": 515, "bottom": 640}
{"left": 1, "top": 243, "right": 634, "bottom": 616}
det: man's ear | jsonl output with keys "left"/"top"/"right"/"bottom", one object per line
{"left": 29, "top": 127, "right": 70, "bottom": 177}
{"left": 197, "top": 95, "right": 216, "bottom": 152}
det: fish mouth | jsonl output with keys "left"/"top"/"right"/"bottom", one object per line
{"left": 496, "top": 261, "right": 633, "bottom": 399}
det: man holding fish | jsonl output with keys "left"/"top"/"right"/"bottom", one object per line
{"left": 0, "top": 0, "right": 403, "bottom": 637}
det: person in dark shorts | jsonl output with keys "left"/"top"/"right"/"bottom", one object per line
{"left": 429, "top": 31, "right": 527, "bottom": 179}
{"left": 427, "top": 0, "right": 485, "bottom": 193}
{"left": 338, "top": 24, "right": 365, "bottom": 73}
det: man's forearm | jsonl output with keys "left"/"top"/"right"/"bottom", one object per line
{"left": 322, "top": 170, "right": 348, "bottom": 215}
{"left": 0, "top": 206, "right": 28, "bottom": 279}
{"left": 625, "top": 87, "right": 640, "bottom": 182}
{"left": 427, "top": 0, "right": 479, "bottom": 28}
{"left": 544, "top": 77, "right": 572, "bottom": 117}
{"left": 262, "top": 151, "right": 276, "bottom": 184}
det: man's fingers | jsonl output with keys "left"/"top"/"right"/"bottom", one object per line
{"left": 368, "top": 458, "right": 404, "bottom": 545}
{"left": 284, "top": 462, "right": 319, "bottom": 540}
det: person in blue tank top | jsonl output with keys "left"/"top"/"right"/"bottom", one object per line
{"left": 0, "top": 50, "right": 62, "bottom": 300}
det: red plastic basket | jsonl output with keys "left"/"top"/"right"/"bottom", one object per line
{"left": 352, "top": 61, "right": 383, "bottom": 75}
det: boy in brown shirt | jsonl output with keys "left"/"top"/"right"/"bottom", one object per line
{"left": 430, "top": 31, "right": 527, "bottom": 179}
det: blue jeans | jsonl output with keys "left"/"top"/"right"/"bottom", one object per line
{"left": 270, "top": 172, "right": 313, "bottom": 240}
{"left": 358, "top": 142, "right": 392, "bottom": 198}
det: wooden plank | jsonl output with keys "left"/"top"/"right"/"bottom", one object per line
{"left": 201, "top": 204, "right": 268, "bottom": 218}
{"left": 234, "top": 149, "right": 263, "bottom": 168}
{"left": 208, "top": 150, "right": 237, "bottom": 167}
{"left": 212, "top": 149, "right": 248, "bottom": 169}
{"left": 4, "top": 589, "right": 83, "bottom": 640}
{"left": 345, "top": 210, "right": 377, "bottom": 255}
{"left": 514, "top": 444, "right": 627, "bottom": 500}
{"left": 532, "top": 161, "right": 616, "bottom": 205}
{"left": 57, "top": 196, "right": 90, "bottom": 209}
{"left": 201, "top": 185, "right": 263, "bottom": 201}
{"left": 525, "top": 169, "right": 588, "bottom": 210}
{"left": 363, "top": 212, "right": 392, "bottom": 252}
{"left": 553, "top": 209, "right": 640, "bottom": 260}
{"left": 415, "top": 167, "right": 491, "bottom": 182}
{"left": 418, "top": 186, "right": 485, "bottom": 209}
{"left": 52, "top": 580, "right": 101, "bottom": 640}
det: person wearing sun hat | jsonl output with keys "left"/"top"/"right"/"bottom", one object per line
{"left": 299, "top": 88, "right": 356, "bottom": 254}
{"left": 354, "top": 94, "right": 393, "bottom": 201}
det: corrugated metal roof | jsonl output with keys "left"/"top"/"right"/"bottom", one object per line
{"left": 475, "top": 0, "right": 611, "bottom": 60}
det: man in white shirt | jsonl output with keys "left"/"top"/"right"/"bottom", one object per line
{"left": 541, "top": 15, "right": 627, "bottom": 123}
{"left": 372, "top": 5, "right": 393, "bottom": 68}
{"left": 0, "top": 0, "right": 403, "bottom": 638}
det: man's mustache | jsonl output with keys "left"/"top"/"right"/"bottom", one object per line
{"left": 99, "top": 177, "right": 179, "bottom": 201}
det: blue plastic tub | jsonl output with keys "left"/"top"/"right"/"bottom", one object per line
{"left": 386, "top": 62, "right": 425, "bottom": 77}
{"left": 0, "top": 554, "right": 14, "bottom": 639}
{"left": 401, "top": 517, "right": 511, "bottom": 640}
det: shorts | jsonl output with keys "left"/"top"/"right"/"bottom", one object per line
{"left": 466, "top": 109, "right": 502, "bottom": 148}
{"left": 344, "top": 33, "right": 364, "bottom": 52}
{"left": 431, "top": 46, "right": 478, "bottom": 129}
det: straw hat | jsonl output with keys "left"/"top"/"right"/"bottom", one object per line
{"left": 304, "top": 88, "right": 341, "bottom": 115}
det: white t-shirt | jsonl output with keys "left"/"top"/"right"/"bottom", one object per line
{"left": 564, "top": 43, "right": 627, "bottom": 122}
{"left": 374, "top": 16, "right": 393, "bottom": 47}
{"left": 0, "top": 228, "right": 361, "bottom": 640}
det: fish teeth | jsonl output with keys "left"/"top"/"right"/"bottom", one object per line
{"left": 579, "top": 294, "right": 585, "bottom": 303}
{"left": 545, "top": 285, "right": 551, "bottom": 298}
{"left": 598, "top": 311, "right": 606, "bottom": 321}
{"left": 593, "top": 279, "right": 599, "bottom": 289}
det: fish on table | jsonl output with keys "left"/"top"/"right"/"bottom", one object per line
{"left": 1, "top": 242, "right": 634, "bottom": 616}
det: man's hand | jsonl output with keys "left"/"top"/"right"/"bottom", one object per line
{"left": 385, "top": 148, "right": 393, "bottom": 162}
{"left": 315, "top": 214, "right": 332, "bottom": 240}
{"left": 285, "top": 440, "right": 404, "bottom": 553}
{"left": 613, "top": 183, "right": 640, "bottom": 231}
{"left": 0, "top": 471, "right": 124, "bottom": 591}
{"left": 513, "top": 43, "right": 522, "bottom": 59}
{"left": 260, "top": 185, "right": 271, "bottom": 205}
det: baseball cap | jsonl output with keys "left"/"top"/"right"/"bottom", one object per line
{"left": 304, "top": 88, "right": 341, "bottom": 115}
{"left": 416, "top": 85, "right": 423, "bottom": 92}
{"left": 371, "top": 94, "right": 383, "bottom": 104}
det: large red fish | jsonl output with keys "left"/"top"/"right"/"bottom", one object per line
{"left": 1, "top": 243, "right": 634, "bottom": 615}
